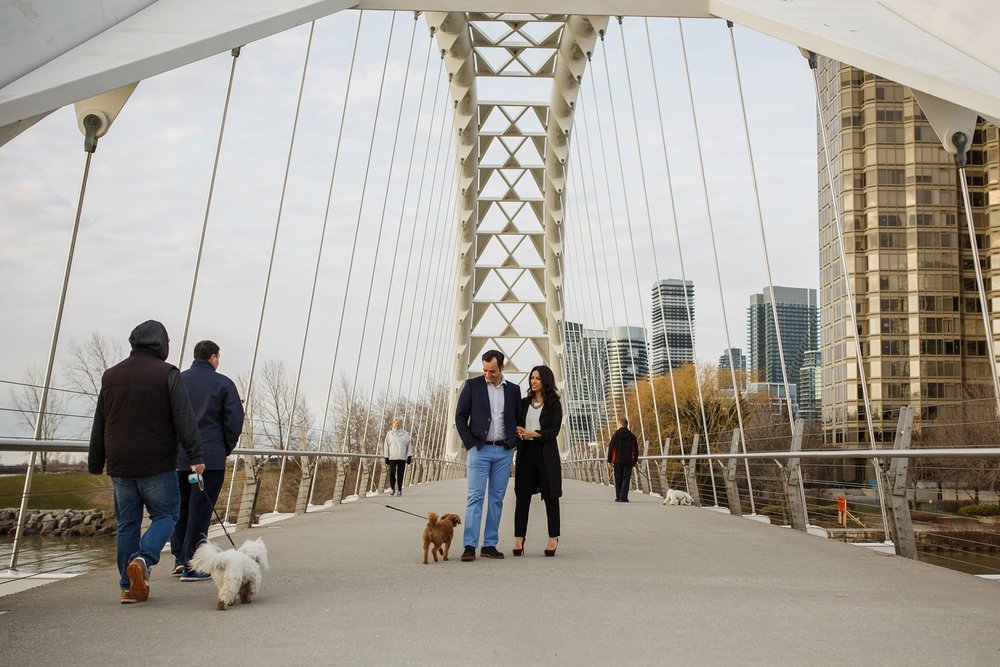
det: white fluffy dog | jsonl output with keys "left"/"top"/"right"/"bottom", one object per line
{"left": 189, "top": 537, "right": 269, "bottom": 610}
{"left": 664, "top": 488, "right": 694, "bottom": 506}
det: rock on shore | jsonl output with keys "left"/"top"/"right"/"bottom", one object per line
{"left": 0, "top": 509, "right": 116, "bottom": 537}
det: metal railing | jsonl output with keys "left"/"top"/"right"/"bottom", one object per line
{"left": 564, "top": 411, "right": 1000, "bottom": 576}
{"left": 0, "top": 438, "right": 465, "bottom": 571}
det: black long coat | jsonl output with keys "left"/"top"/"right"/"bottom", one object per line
{"left": 514, "top": 395, "right": 563, "bottom": 499}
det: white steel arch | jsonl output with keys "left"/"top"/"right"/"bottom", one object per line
{"left": 427, "top": 12, "right": 604, "bottom": 457}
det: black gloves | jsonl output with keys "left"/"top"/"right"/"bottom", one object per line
{"left": 407, "top": 456, "right": 412, "bottom": 464}
{"left": 384, "top": 458, "right": 390, "bottom": 465}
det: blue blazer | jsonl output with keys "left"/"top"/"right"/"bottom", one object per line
{"left": 179, "top": 360, "right": 245, "bottom": 470}
{"left": 455, "top": 375, "right": 520, "bottom": 450}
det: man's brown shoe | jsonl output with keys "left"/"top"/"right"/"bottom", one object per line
{"left": 480, "top": 546, "right": 505, "bottom": 559}
{"left": 120, "top": 590, "right": 140, "bottom": 604}
{"left": 460, "top": 546, "right": 476, "bottom": 562}
{"left": 126, "top": 557, "right": 150, "bottom": 602}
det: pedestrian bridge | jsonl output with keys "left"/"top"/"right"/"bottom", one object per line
{"left": 3, "top": 477, "right": 999, "bottom": 665}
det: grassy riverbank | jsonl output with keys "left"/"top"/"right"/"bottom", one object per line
{"left": 0, "top": 472, "right": 113, "bottom": 511}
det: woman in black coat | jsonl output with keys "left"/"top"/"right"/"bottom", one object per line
{"left": 513, "top": 364, "right": 563, "bottom": 557}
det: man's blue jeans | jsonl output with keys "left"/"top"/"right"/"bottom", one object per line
{"left": 464, "top": 444, "right": 514, "bottom": 548}
{"left": 112, "top": 470, "right": 180, "bottom": 590}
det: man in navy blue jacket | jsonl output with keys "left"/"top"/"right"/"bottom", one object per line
{"left": 171, "top": 340, "right": 244, "bottom": 580}
{"left": 455, "top": 349, "right": 521, "bottom": 561}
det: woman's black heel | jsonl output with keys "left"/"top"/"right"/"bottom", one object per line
{"left": 513, "top": 538, "right": 525, "bottom": 557}
{"left": 544, "top": 538, "right": 558, "bottom": 557}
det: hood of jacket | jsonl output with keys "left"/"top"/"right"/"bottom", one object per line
{"left": 128, "top": 320, "right": 169, "bottom": 361}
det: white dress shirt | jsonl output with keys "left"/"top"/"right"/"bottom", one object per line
{"left": 485, "top": 378, "right": 508, "bottom": 442}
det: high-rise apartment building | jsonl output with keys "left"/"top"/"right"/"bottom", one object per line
{"left": 816, "top": 57, "right": 999, "bottom": 454}
{"left": 746, "top": 287, "right": 818, "bottom": 398}
{"left": 563, "top": 321, "right": 609, "bottom": 447}
{"left": 798, "top": 349, "right": 822, "bottom": 422}
{"left": 650, "top": 279, "right": 695, "bottom": 376}
{"left": 605, "top": 325, "right": 648, "bottom": 416}
{"left": 718, "top": 347, "right": 746, "bottom": 372}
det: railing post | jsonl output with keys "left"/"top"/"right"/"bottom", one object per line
{"left": 658, "top": 437, "right": 671, "bottom": 497}
{"left": 294, "top": 455, "right": 311, "bottom": 515}
{"left": 684, "top": 434, "right": 702, "bottom": 507}
{"left": 637, "top": 438, "right": 651, "bottom": 494}
{"left": 235, "top": 455, "right": 259, "bottom": 528}
{"left": 725, "top": 430, "right": 742, "bottom": 516}
{"left": 330, "top": 460, "right": 347, "bottom": 505}
{"left": 887, "top": 405, "right": 917, "bottom": 559}
{"left": 785, "top": 419, "right": 809, "bottom": 532}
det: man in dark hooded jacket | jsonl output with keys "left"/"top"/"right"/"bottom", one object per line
{"left": 606, "top": 418, "right": 639, "bottom": 502}
{"left": 89, "top": 320, "right": 204, "bottom": 604}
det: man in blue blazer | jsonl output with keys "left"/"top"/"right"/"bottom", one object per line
{"left": 455, "top": 349, "right": 521, "bottom": 561}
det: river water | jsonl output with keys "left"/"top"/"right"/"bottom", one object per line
{"left": 0, "top": 535, "right": 116, "bottom": 577}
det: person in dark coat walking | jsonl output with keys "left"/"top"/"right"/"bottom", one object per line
{"left": 171, "top": 340, "right": 244, "bottom": 581}
{"left": 513, "top": 365, "right": 563, "bottom": 557}
{"left": 606, "top": 417, "right": 639, "bottom": 502}
{"left": 89, "top": 320, "right": 204, "bottom": 604}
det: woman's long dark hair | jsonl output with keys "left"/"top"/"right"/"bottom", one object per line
{"left": 526, "top": 365, "right": 560, "bottom": 405}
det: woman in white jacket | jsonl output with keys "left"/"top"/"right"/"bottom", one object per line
{"left": 383, "top": 419, "right": 413, "bottom": 496}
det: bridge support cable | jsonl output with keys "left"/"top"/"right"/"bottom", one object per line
{"left": 419, "top": 193, "right": 461, "bottom": 480}
{"left": 177, "top": 46, "right": 242, "bottom": 368}
{"left": 404, "top": 130, "right": 459, "bottom": 465}
{"left": 616, "top": 18, "right": 692, "bottom": 493}
{"left": 404, "top": 184, "right": 457, "bottom": 487}
{"left": 643, "top": 17, "right": 717, "bottom": 502}
{"left": 397, "top": 103, "right": 455, "bottom": 451}
{"left": 10, "top": 119, "right": 100, "bottom": 570}
{"left": 807, "top": 52, "right": 891, "bottom": 534}
{"left": 302, "top": 18, "right": 373, "bottom": 506}
{"left": 954, "top": 132, "right": 1000, "bottom": 418}
{"left": 564, "top": 155, "right": 614, "bottom": 482}
{"left": 598, "top": 22, "right": 666, "bottom": 481}
{"left": 333, "top": 10, "right": 400, "bottom": 466}
{"left": 242, "top": 20, "right": 317, "bottom": 450}
{"left": 286, "top": 15, "right": 372, "bottom": 504}
{"left": 387, "top": 100, "right": 454, "bottom": 485}
{"left": 679, "top": 19, "right": 755, "bottom": 507}
{"left": 373, "top": 58, "right": 447, "bottom": 445}
{"left": 564, "top": 161, "right": 612, "bottom": 482}
{"left": 338, "top": 15, "right": 421, "bottom": 488}
{"left": 563, "top": 165, "right": 606, "bottom": 480}
{"left": 544, "top": 17, "right": 607, "bottom": 460}
{"left": 270, "top": 22, "right": 324, "bottom": 511}
{"left": 386, "top": 56, "right": 450, "bottom": 434}
{"left": 403, "top": 166, "right": 459, "bottom": 486}
{"left": 356, "top": 21, "right": 436, "bottom": 474}
{"left": 571, "top": 100, "right": 630, "bottom": 482}
{"left": 582, "top": 56, "right": 650, "bottom": 451}
{"left": 425, "top": 12, "right": 477, "bottom": 458}
{"left": 725, "top": 21, "right": 796, "bottom": 436}
{"left": 416, "top": 239, "right": 460, "bottom": 484}
{"left": 574, "top": 98, "right": 629, "bottom": 453}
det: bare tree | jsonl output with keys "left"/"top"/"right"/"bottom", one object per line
{"left": 239, "top": 360, "right": 316, "bottom": 455}
{"left": 63, "top": 332, "right": 123, "bottom": 406}
{"left": 9, "top": 365, "right": 67, "bottom": 472}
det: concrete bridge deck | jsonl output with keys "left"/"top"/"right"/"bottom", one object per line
{"left": 2, "top": 478, "right": 999, "bottom": 665}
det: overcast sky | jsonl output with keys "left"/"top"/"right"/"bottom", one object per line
{"left": 0, "top": 12, "right": 817, "bottom": 450}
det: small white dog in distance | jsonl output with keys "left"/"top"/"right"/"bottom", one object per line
{"left": 189, "top": 537, "right": 269, "bottom": 610}
{"left": 664, "top": 488, "right": 694, "bottom": 506}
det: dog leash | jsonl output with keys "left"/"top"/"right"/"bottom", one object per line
{"left": 384, "top": 504, "right": 428, "bottom": 520}
{"left": 190, "top": 472, "right": 237, "bottom": 548}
